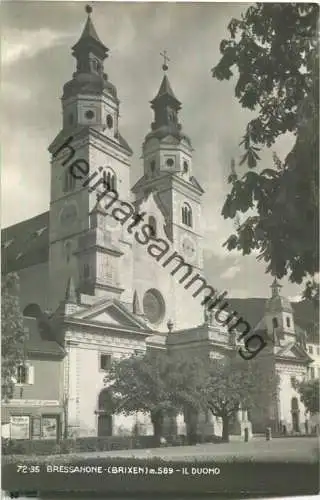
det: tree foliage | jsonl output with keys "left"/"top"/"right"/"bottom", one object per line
{"left": 104, "top": 351, "right": 176, "bottom": 440}
{"left": 294, "top": 377, "right": 320, "bottom": 415}
{"left": 1, "top": 273, "right": 28, "bottom": 401}
{"left": 302, "top": 280, "right": 320, "bottom": 306}
{"left": 213, "top": 4, "right": 319, "bottom": 285}
{"left": 203, "top": 353, "right": 278, "bottom": 441}
{"left": 104, "top": 349, "right": 279, "bottom": 443}
{"left": 167, "top": 353, "right": 207, "bottom": 413}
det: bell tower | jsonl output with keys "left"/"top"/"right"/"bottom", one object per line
{"left": 48, "top": 5, "right": 133, "bottom": 310}
{"left": 132, "top": 56, "right": 204, "bottom": 264}
{"left": 265, "top": 279, "right": 296, "bottom": 346}
{"left": 131, "top": 56, "right": 205, "bottom": 330}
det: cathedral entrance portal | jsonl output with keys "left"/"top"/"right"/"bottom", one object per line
{"left": 291, "top": 397, "right": 300, "bottom": 433}
{"left": 97, "top": 389, "right": 113, "bottom": 437}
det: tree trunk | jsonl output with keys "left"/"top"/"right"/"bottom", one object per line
{"left": 222, "top": 415, "right": 230, "bottom": 442}
{"left": 185, "top": 408, "right": 198, "bottom": 445}
{"left": 63, "top": 398, "right": 69, "bottom": 440}
{"left": 151, "top": 411, "right": 163, "bottom": 447}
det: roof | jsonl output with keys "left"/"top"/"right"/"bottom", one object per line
{"left": 151, "top": 74, "right": 181, "bottom": 107}
{"left": 1, "top": 212, "right": 49, "bottom": 274}
{"left": 227, "top": 298, "right": 318, "bottom": 341}
{"left": 266, "top": 295, "right": 293, "bottom": 313}
{"left": 144, "top": 126, "right": 192, "bottom": 147}
{"left": 49, "top": 125, "right": 132, "bottom": 158}
{"left": 24, "top": 317, "right": 65, "bottom": 357}
{"left": 79, "top": 16, "right": 102, "bottom": 45}
{"left": 274, "top": 341, "right": 312, "bottom": 364}
{"left": 72, "top": 14, "right": 107, "bottom": 54}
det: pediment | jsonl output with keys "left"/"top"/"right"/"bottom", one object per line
{"left": 70, "top": 298, "right": 152, "bottom": 331}
{"left": 137, "top": 192, "right": 168, "bottom": 227}
{"left": 275, "top": 342, "right": 311, "bottom": 362}
{"left": 189, "top": 176, "right": 204, "bottom": 194}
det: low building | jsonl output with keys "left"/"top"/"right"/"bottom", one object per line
{"left": 2, "top": 316, "right": 65, "bottom": 441}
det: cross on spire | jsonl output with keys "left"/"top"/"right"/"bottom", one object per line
{"left": 160, "top": 50, "right": 170, "bottom": 71}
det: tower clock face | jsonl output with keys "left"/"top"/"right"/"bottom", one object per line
{"left": 180, "top": 235, "right": 196, "bottom": 262}
{"left": 59, "top": 203, "right": 78, "bottom": 228}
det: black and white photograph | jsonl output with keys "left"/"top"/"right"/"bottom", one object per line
{"left": 1, "top": 1, "right": 319, "bottom": 498}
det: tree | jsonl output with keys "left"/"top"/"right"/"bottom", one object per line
{"left": 203, "top": 352, "right": 278, "bottom": 442}
{"left": 167, "top": 354, "right": 208, "bottom": 444}
{"left": 212, "top": 4, "right": 319, "bottom": 287}
{"left": 104, "top": 351, "right": 175, "bottom": 445}
{"left": 62, "top": 393, "right": 70, "bottom": 440}
{"left": 1, "top": 273, "right": 28, "bottom": 401}
{"left": 302, "top": 280, "right": 319, "bottom": 307}
{"left": 294, "top": 378, "right": 319, "bottom": 415}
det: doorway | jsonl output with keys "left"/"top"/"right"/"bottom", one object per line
{"left": 97, "top": 389, "right": 113, "bottom": 437}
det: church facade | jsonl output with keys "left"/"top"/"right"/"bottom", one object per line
{"left": 2, "top": 10, "right": 315, "bottom": 440}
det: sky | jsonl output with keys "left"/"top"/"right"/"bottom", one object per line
{"left": 1, "top": 1, "right": 304, "bottom": 300}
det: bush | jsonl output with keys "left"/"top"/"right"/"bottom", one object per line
{"left": 2, "top": 438, "right": 25, "bottom": 455}
{"left": 2, "top": 438, "right": 58, "bottom": 456}
{"left": 59, "top": 439, "right": 77, "bottom": 454}
{"left": 2, "top": 434, "right": 171, "bottom": 456}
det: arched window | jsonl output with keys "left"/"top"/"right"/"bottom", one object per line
{"left": 91, "top": 59, "right": 101, "bottom": 73}
{"left": 181, "top": 202, "right": 192, "bottom": 227}
{"left": 148, "top": 216, "right": 157, "bottom": 237}
{"left": 23, "top": 303, "right": 42, "bottom": 319}
{"left": 272, "top": 317, "right": 278, "bottom": 329}
{"left": 103, "top": 169, "right": 117, "bottom": 192}
{"left": 150, "top": 160, "right": 156, "bottom": 174}
{"left": 286, "top": 317, "right": 291, "bottom": 327}
{"left": 63, "top": 169, "right": 76, "bottom": 193}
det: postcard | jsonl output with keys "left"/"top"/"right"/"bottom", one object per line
{"left": 1, "top": 1, "right": 319, "bottom": 498}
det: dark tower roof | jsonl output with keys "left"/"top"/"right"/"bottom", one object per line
{"left": 144, "top": 63, "right": 191, "bottom": 147}
{"left": 63, "top": 6, "right": 117, "bottom": 101}
{"left": 150, "top": 74, "right": 181, "bottom": 108}
{"left": 78, "top": 13, "right": 102, "bottom": 44}
{"left": 72, "top": 5, "right": 108, "bottom": 59}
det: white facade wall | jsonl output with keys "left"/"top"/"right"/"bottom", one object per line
{"left": 65, "top": 329, "right": 149, "bottom": 437}
{"left": 276, "top": 364, "right": 307, "bottom": 432}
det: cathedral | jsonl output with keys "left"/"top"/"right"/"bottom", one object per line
{"left": 2, "top": 8, "right": 316, "bottom": 441}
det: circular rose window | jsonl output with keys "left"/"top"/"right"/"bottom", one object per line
{"left": 143, "top": 289, "right": 165, "bottom": 324}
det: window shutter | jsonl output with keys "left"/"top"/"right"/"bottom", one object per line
{"left": 28, "top": 365, "right": 35, "bottom": 385}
